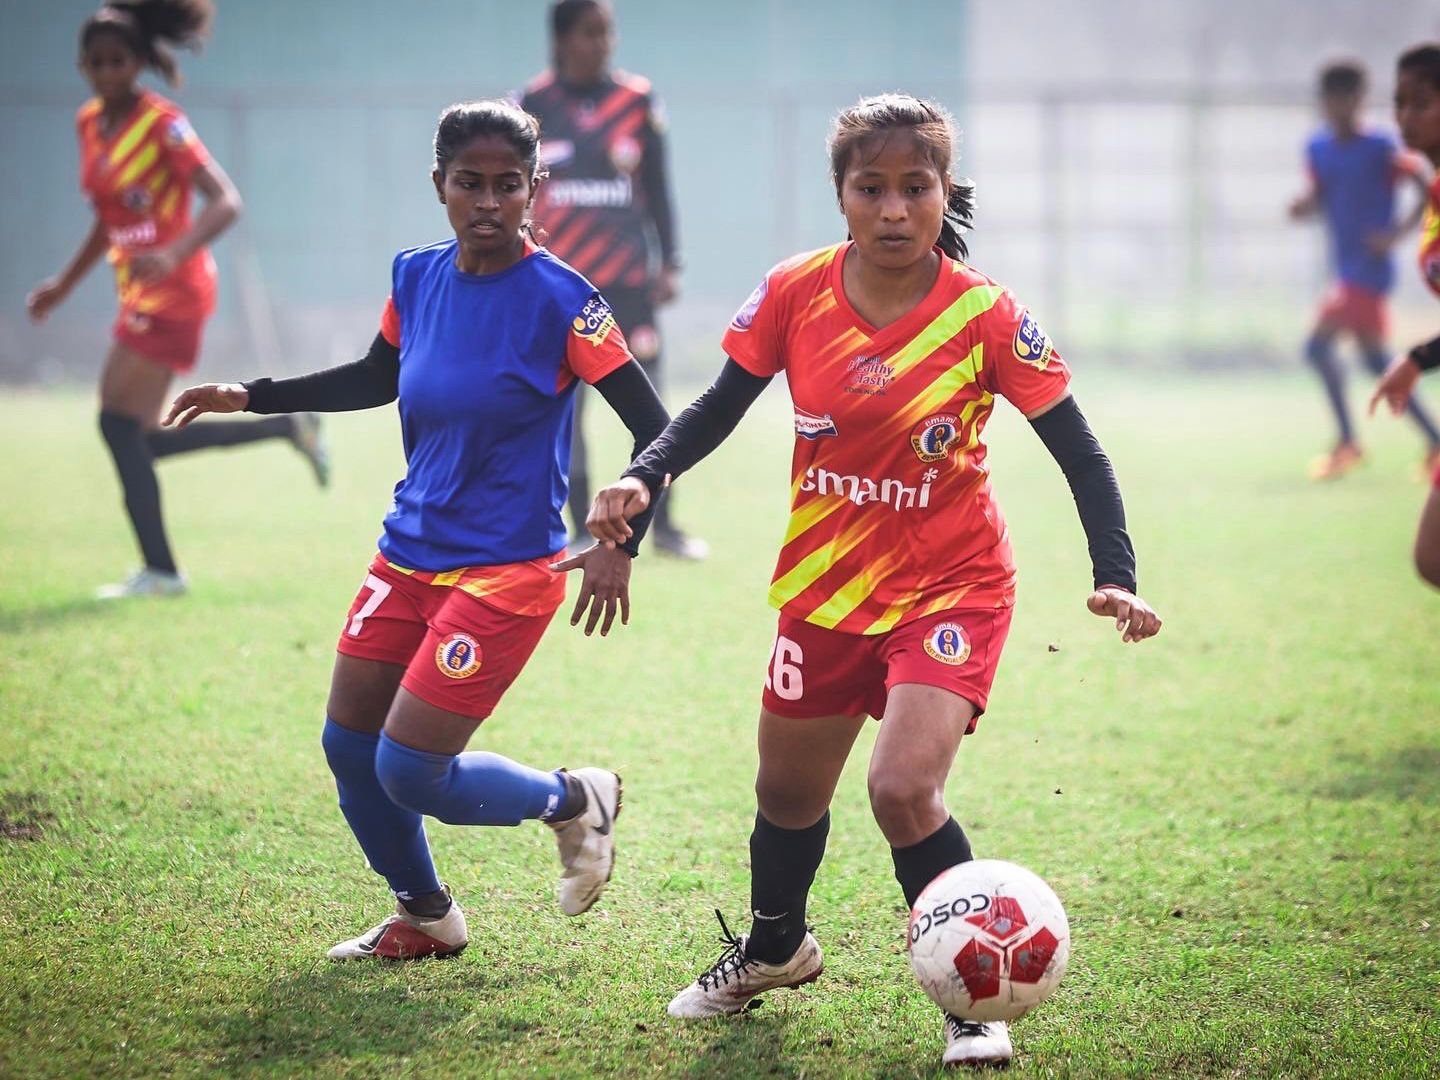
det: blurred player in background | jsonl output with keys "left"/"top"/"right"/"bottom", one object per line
{"left": 587, "top": 94, "right": 1161, "bottom": 1067}
{"left": 164, "top": 101, "right": 670, "bottom": 958}
{"left": 25, "top": 0, "right": 327, "bottom": 600}
{"left": 1372, "top": 44, "right": 1440, "bottom": 589}
{"left": 520, "top": 0, "right": 705, "bottom": 559}
{"left": 1289, "top": 59, "right": 1438, "bottom": 481}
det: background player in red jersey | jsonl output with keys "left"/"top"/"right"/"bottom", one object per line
{"left": 588, "top": 94, "right": 1160, "bottom": 1068}
{"left": 164, "top": 101, "right": 672, "bottom": 960}
{"left": 1288, "top": 60, "right": 1438, "bottom": 481}
{"left": 1372, "top": 44, "right": 1440, "bottom": 589}
{"left": 520, "top": 0, "right": 706, "bottom": 559}
{"left": 25, "top": 1, "right": 328, "bottom": 600}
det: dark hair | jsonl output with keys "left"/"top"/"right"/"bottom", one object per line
{"left": 550, "top": 0, "right": 608, "bottom": 40}
{"left": 1399, "top": 44, "right": 1440, "bottom": 93}
{"left": 828, "top": 93, "right": 975, "bottom": 262}
{"left": 434, "top": 101, "right": 549, "bottom": 238}
{"left": 1319, "top": 60, "right": 1366, "bottom": 97}
{"left": 80, "top": 0, "right": 214, "bottom": 87}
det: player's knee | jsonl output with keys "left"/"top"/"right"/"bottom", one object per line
{"left": 867, "top": 772, "right": 944, "bottom": 843}
{"left": 754, "top": 774, "right": 827, "bottom": 830}
{"left": 1304, "top": 335, "right": 1335, "bottom": 371}
{"left": 1415, "top": 543, "right": 1440, "bottom": 589}
{"left": 321, "top": 717, "right": 376, "bottom": 782}
{"left": 374, "top": 736, "right": 452, "bottom": 818}
{"left": 98, "top": 410, "right": 140, "bottom": 449}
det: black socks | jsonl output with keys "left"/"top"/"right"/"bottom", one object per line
{"left": 892, "top": 817, "right": 973, "bottom": 909}
{"left": 547, "top": 771, "right": 589, "bottom": 823}
{"left": 398, "top": 888, "right": 452, "bottom": 920}
{"left": 146, "top": 415, "right": 293, "bottom": 459}
{"left": 99, "top": 411, "right": 176, "bottom": 574}
{"left": 746, "top": 811, "right": 830, "bottom": 963}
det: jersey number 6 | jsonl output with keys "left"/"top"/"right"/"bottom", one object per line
{"left": 766, "top": 635, "right": 805, "bottom": 701}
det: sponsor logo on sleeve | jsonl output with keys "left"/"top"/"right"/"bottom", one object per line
{"left": 165, "top": 117, "right": 196, "bottom": 147}
{"left": 923, "top": 622, "right": 972, "bottom": 666}
{"left": 572, "top": 296, "right": 618, "bottom": 347}
{"left": 910, "top": 413, "right": 960, "bottom": 463}
{"left": 1013, "top": 310, "right": 1053, "bottom": 369}
{"left": 794, "top": 407, "right": 838, "bottom": 440}
{"left": 730, "top": 279, "right": 768, "bottom": 331}
{"left": 435, "top": 632, "right": 483, "bottom": 679}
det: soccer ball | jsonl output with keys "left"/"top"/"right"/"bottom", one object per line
{"left": 907, "top": 859, "right": 1070, "bottom": 1022}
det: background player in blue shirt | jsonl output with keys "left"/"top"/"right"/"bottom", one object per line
{"left": 1290, "top": 60, "right": 1439, "bottom": 480}
{"left": 164, "top": 101, "right": 670, "bottom": 960}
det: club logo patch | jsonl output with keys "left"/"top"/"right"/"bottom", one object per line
{"left": 609, "top": 134, "right": 642, "bottom": 174}
{"left": 795, "top": 407, "right": 838, "bottom": 440}
{"left": 910, "top": 413, "right": 960, "bottom": 463}
{"left": 121, "top": 186, "right": 152, "bottom": 213}
{"left": 923, "top": 622, "right": 971, "bottom": 666}
{"left": 730, "top": 279, "right": 768, "bottom": 331}
{"left": 572, "top": 296, "right": 617, "bottom": 347}
{"left": 435, "top": 632, "right": 483, "bottom": 679}
{"left": 1013, "top": 310, "right": 1053, "bottom": 370}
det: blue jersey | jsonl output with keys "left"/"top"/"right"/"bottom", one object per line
{"left": 376, "top": 240, "right": 632, "bottom": 572}
{"left": 1306, "top": 127, "right": 1407, "bottom": 294}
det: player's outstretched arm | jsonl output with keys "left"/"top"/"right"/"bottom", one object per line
{"left": 588, "top": 357, "right": 771, "bottom": 544}
{"left": 26, "top": 217, "right": 108, "bottom": 323}
{"left": 165, "top": 332, "right": 401, "bottom": 428}
{"left": 1370, "top": 337, "right": 1440, "bottom": 417}
{"left": 1027, "top": 393, "right": 1161, "bottom": 644}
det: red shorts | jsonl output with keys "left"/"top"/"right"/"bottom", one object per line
{"left": 760, "top": 606, "right": 1014, "bottom": 733}
{"left": 113, "top": 309, "right": 207, "bottom": 373}
{"left": 1315, "top": 282, "right": 1389, "bottom": 341}
{"left": 336, "top": 555, "right": 557, "bottom": 719}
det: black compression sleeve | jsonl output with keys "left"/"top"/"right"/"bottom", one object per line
{"left": 243, "top": 333, "right": 400, "bottom": 414}
{"left": 1410, "top": 334, "right": 1440, "bottom": 372}
{"left": 591, "top": 360, "right": 672, "bottom": 556}
{"left": 1029, "top": 396, "right": 1138, "bottom": 594}
{"left": 623, "top": 358, "right": 772, "bottom": 491}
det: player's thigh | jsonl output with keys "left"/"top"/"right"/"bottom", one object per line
{"left": 326, "top": 653, "right": 407, "bottom": 735}
{"left": 98, "top": 341, "right": 174, "bottom": 424}
{"left": 867, "top": 683, "right": 976, "bottom": 799}
{"left": 1415, "top": 484, "right": 1440, "bottom": 587}
{"left": 755, "top": 706, "right": 867, "bottom": 829}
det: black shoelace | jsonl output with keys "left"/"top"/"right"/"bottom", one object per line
{"left": 696, "top": 909, "right": 756, "bottom": 991}
{"left": 945, "top": 1014, "right": 991, "bottom": 1040}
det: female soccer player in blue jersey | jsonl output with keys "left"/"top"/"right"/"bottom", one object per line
{"left": 164, "top": 100, "right": 670, "bottom": 959}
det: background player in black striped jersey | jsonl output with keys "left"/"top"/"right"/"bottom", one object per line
{"left": 520, "top": 0, "right": 706, "bottom": 560}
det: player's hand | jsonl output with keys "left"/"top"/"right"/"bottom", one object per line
{"left": 26, "top": 277, "right": 69, "bottom": 323}
{"left": 1087, "top": 587, "right": 1161, "bottom": 643}
{"left": 1369, "top": 354, "right": 1423, "bottom": 417}
{"left": 650, "top": 266, "right": 680, "bottom": 307}
{"left": 129, "top": 247, "right": 180, "bottom": 283}
{"left": 1287, "top": 193, "right": 1317, "bottom": 220}
{"left": 587, "top": 476, "right": 654, "bottom": 545}
{"left": 163, "top": 382, "right": 250, "bottom": 428}
{"left": 549, "top": 543, "right": 632, "bottom": 636}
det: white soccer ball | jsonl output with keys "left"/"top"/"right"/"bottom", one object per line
{"left": 907, "top": 858, "right": 1070, "bottom": 1022}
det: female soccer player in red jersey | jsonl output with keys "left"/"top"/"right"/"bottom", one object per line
{"left": 26, "top": 1, "right": 327, "bottom": 600}
{"left": 165, "top": 101, "right": 671, "bottom": 959}
{"left": 519, "top": 0, "right": 705, "bottom": 559}
{"left": 1372, "top": 44, "right": 1440, "bottom": 589}
{"left": 588, "top": 94, "right": 1162, "bottom": 1067}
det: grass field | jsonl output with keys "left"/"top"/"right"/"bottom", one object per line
{"left": 1, "top": 374, "right": 1438, "bottom": 1079}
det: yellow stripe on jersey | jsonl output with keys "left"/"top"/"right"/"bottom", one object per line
{"left": 802, "top": 543, "right": 911, "bottom": 629}
{"left": 115, "top": 141, "right": 160, "bottom": 189}
{"left": 157, "top": 186, "right": 181, "bottom": 221}
{"left": 147, "top": 168, "right": 171, "bottom": 194}
{"left": 884, "top": 284, "right": 1004, "bottom": 383}
{"left": 768, "top": 514, "right": 889, "bottom": 608}
{"left": 430, "top": 569, "right": 465, "bottom": 587}
{"left": 108, "top": 107, "right": 163, "bottom": 167}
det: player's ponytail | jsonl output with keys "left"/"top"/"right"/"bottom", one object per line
{"left": 828, "top": 93, "right": 973, "bottom": 262}
{"left": 80, "top": 0, "right": 214, "bottom": 86}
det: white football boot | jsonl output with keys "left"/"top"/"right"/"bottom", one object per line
{"left": 327, "top": 894, "right": 467, "bottom": 960}
{"left": 547, "top": 767, "right": 622, "bottom": 916}
{"left": 942, "top": 1013, "right": 1013, "bottom": 1068}
{"left": 667, "top": 911, "right": 823, "bottom": 1018}
{"left": 96, "top": 567, "right": 188, "bottom": 600}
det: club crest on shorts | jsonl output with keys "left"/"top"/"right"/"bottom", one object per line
{"left": 435, "top": 632, "right": 483, "bottom": 679}
{"left": 572, "top": 296, "right": 618, "bottom": 347}
{"left": 1013, "top": 310, "right": 1053, "bottom": 370}
{"left": 924, "top": 622, "right": 971, "bottom": 666}
{"left": 911, "top": 413, "right": 960, "bottom": 463}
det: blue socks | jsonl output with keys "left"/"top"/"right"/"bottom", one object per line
{"left": 1306, "top": 335, "right": 1353, "bottom": 444}
{"left": 374, "top": 732, "right": 568, "bottom": 827}
{"left": 321, "top": 718, "right": 441, "bottom": 901}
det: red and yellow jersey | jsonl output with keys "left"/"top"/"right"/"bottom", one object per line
{"left": 723, "top": 242, "right": 1071, "bottom": 635}
{"left": 1419, "top": 173, "right": 1440, "bottom": 299}
{"left": 77, "top": 90, "right": 217, "bottom": 322}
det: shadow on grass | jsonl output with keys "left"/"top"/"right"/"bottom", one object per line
{"left": 0, "top": 597, "right": 111, "bottom": 636}
{"left": 1319, "top": 745, "right": 1440, "bottom": 802}
{"left": 679, "top": 1011, "right": 797, "bottom": 1079}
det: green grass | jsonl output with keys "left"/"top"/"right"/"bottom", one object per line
{"left": 1, "top": 374, "right": 1438, "bottom": 1079}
